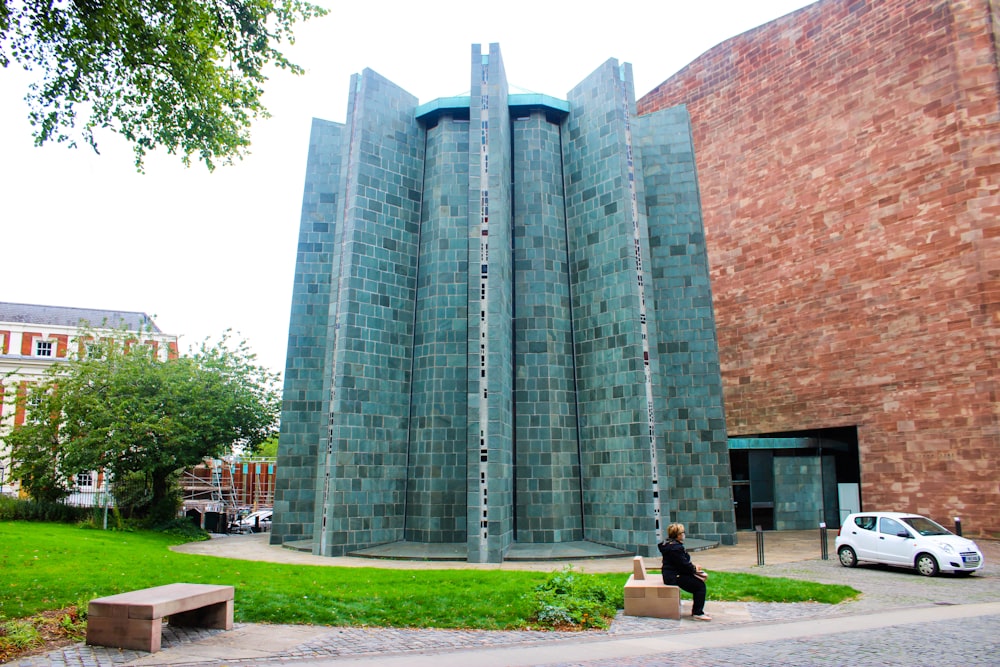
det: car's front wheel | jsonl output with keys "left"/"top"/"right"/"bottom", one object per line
{"left": 915, "top": 553, "right": 940, "bottom": 577}
{"left": 838, "top": 545, "right": 858, "bottom": 568}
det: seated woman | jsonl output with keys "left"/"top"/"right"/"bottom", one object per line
{"left": 658, "top": 522, "right": 711, "bottom": 621}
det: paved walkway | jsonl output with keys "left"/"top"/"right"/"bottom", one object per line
{"left": 12, "top": 531, "right": 1000, "bottom": 666}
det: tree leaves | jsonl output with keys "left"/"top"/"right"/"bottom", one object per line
{"left": 6, "top": 328, "right": 281, "bottom": 520}
{"left": 2, "top": 0, "right": 327, "bottom": 169}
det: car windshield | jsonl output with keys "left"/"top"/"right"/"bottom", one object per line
{"left": 901, "top": 516, "right": 950, "bottom": 536}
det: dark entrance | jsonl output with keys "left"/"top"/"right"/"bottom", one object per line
{"left": 728, "top": 427, "right": 860, "bottom": 531}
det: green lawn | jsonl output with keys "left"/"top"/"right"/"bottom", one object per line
{"left": 0, "top": 521, "right": 858, "bottom": 629}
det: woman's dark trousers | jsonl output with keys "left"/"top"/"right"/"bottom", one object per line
{"left": 663, "top": 573, "right": 707, "bottom": 616}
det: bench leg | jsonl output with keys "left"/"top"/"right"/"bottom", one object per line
{"left": 168, "top": 599, "right": 234, "bottom": 630}
{"left": 87, "top": 616, "right": 162, "bottom": 652}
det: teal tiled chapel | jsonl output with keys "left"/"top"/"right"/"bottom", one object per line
{"left": 272, "top": 45, "right": 736, "bottom": 563}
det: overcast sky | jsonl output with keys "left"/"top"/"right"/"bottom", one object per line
{"left": 0, "top": 0, "right": 815, "bottom": 375}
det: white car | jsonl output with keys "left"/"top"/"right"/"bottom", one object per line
{"left": 836, "top": 511, "right": 984, "bottom": 576}
{"left": 231, "top": 510, "right": 272, "bottom": 534}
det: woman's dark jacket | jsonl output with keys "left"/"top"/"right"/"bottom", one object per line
{"left": 658, "top": 539, "right": 697, "bottom": 580}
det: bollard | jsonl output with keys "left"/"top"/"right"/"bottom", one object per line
{"left": 819, "top": 522, "right": 829, "bottom": 560}
{"left": 954, "top": 517, "right": 962, "bottom": 536}
{"left": 755, "top": 525, "right": 765, "bottom": 566}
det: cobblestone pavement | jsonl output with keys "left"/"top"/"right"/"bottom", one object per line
{"left": 542, "top": 615, "right": 1000, "bottom": 667}
{"left": 550, "top": 551, "right": 1000, "bottom": 667}
{"left": 10, "top": 537, "right": 999, "bottom": 666}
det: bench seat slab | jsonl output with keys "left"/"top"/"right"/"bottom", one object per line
{"left": 87, "top": 583, "right": 234, "bottom": 653}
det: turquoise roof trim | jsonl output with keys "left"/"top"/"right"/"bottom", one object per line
{"left": 728, "top": 438, "right": 815, "bottom": 450}
{"left": 415, "top": 96, "right": 471, "bottom": 118}
{"left": 509, "top": 93, "right": 570, "bottom": 112}
{"left": 415, "top": 93, "right": 569, "bottom": 123}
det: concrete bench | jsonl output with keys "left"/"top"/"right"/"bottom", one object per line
{"left": 87, "top": 583, "right": 234, "bottom": 653}
{"left": 623, "top": 556, "right": 680, "bottom": 619}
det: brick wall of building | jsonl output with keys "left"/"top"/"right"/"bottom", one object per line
{"left": 639, "top": 0, "right": 1000, "bottom": 535}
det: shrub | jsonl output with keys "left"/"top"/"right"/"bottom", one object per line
{"left": 0, "top": 496, "right": 88, "bottom": 523}
{"left": 0, "top": 618, "right": 42, "bottom": 653}
{"left": 79, "top": 503, "right": 129, "bottom": 531}
{"left": 147, "top": 517, "right": 210, "bottom": 541}
{"left": 529, "top": 567, "right": 623, "bottom": 630}
{"left": 58, "top": 605, "right": 87, "bottom": 640}
{"left": 0, "top": 605, "right": 88, "bottom": 662}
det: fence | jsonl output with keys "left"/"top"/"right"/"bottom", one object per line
{"left": 52, "top": 458, "right": 277, "bottom": 517}
{"left": 62, "top": 474, "right": 152, "bottom": 511}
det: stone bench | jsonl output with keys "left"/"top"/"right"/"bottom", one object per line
{"left": 623, "top": 556, "right": 680, "bottom": 619}
{"left": 87, "top": 583, "right": 234, "bottom": 653}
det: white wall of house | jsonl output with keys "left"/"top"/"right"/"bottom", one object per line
{"left": 0, "top": 303, "right": 178, "bottom": 498}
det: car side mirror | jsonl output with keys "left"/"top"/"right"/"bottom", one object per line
{"left": 897, "top": 531, "right": 910, "bottom": 538}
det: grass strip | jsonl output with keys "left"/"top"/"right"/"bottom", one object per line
{"left": 0, "top": 521, "right": 857, "bottom": 629}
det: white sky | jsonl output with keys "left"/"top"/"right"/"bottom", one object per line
{"left": 0, "top": 0, "right": 815, "bottom": 375}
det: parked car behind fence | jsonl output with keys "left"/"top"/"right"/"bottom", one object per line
{"left": 230, "top": 509, "right": 272, "bottom": 534}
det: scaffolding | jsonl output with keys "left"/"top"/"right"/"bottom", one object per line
{"left": 230, "top": 458, "right": 276, "bottom": 510}
{"left": 180, "top": 457, "right": 276, "bottom": 520}
{"left": 179, "top": 460, "right": 237, "bottom": 518}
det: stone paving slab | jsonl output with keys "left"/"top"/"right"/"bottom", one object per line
{"left": 166, "top": 529, "right": 839, "bottom": 572}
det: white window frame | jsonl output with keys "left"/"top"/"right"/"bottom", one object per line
{"left": 35, "top": 339, "right": 54, "bottom": 357}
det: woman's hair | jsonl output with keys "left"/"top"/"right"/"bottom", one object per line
{"left": 667, "top": 523, "right": 685, "bottom": 540}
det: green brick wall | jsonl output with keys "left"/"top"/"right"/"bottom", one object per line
{"left": 317, "top": 70, "right": 424, "bottom": 555}
{"left": 773, "top": 455, "right": 836, "bottom": 530}
{"left": 466, "top": 44, "right": 515, "bottom": 563}
{"left": 406, "top": 116, "right": 470, "bottom": 543}
{"left": 636, "top": 106, "right": 736, "bottom": 546}
{"left": 513, "top": 111, "right": 583, "bottom": 543}
{"left": 274, "top": 45, "right": 736, "bottom": 562}
{"left": 563, "top": 60, "right": 660, "bottom": 554}
{"left": 272, "top": 118, "right": 343, "bottom": 546}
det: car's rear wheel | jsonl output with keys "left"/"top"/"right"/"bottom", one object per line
{"left": 915, "top": 553, "right": 940, "bottom": 577}
{"left": 838, "top": 545, "right": 858, "bottom": 568}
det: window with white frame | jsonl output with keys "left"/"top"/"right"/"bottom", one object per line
{"left": 76, "top": 471, "right": 94, "bottom": 488}
{"left": 25, "top": 391, "right": 45, "bottom": 423}
{"left": 35, "top": 339, "right": 54, "bottom": 357}
{"left": 131, "top": 341, "right": 155, "bottom": 359}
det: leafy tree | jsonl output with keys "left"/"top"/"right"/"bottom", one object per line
{"left": 247, "top": 433, "right": 278, "bottom": 459}
{"left": 6, "top": 330, "right": 281, "bottom": 523}
{"left": 3, "top": 383, "right": 69, "bottom": 504}
{"left": 1, "top": 0, "right": 327, "bottom": 169}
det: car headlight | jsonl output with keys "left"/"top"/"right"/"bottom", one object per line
{"left": 938, "top": 543, "right": 955, "bottom": 554}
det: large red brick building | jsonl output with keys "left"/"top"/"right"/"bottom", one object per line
{"left": 639, "top": 0, "right": 999, "bottom": 536}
